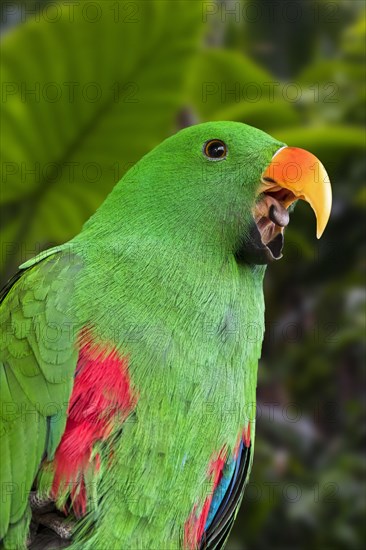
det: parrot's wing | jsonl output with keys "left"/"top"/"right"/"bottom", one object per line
{"left": 0, "top": 251, "right": 82, "bottom": 545}
{"left": 201, "top": 440, "right": 252, "bottom": 550}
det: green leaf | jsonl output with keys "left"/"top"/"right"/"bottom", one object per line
{"left": 341, "top": 9, "right": 366, "bottom": 60}
{"left": 187, "top": 49, "right": 300, "bottom": 129}
{"left": 296, "top": 59, "right": 365, "bottom": 124}
{"left": 0, "top": 0, "right": 203, "bottom": 277}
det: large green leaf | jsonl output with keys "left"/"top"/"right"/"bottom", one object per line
{"left": 187, "top": 49, "right": 300, "bottom": 129}
{"left": 0, "top": 0, "right": 203, "bottom": 278}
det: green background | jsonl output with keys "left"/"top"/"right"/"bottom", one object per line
{"left": 1, "top": 1, "right": 365, "bottom": 548}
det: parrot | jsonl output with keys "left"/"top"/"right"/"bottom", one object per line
{"left": 0, "top": 121, "right": 332, "bottom": 550}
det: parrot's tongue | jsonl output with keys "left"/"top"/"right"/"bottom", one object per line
{"left": 252, "top": 189, "right": 293, "bottom": 259}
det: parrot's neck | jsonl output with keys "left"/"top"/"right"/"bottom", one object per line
{"left": 72, "top": 218, "right": 266, "bottom": 363}
{"left": 79, "top": 163, "right": 254, "bottom": 262}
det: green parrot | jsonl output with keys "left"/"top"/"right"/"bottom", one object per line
{"left": 0, "top": 121, "right": 332, "bottom": 550}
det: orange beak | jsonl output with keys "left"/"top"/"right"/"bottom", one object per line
{"left": 261, "top": 147, "right": 332, "bottom": 238}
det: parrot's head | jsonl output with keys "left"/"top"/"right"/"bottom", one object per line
{"left": 97, "top": 121, "right": 332, "bottom": 265}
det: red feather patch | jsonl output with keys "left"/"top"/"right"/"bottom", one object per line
{"left": 243, "top": 423, "right": 251, "bottom": 448}
{"left": 233, "top": 423, "right": 251, "bottom": 459}
{"left": 184, "top": 447, "right": 227, "bottom": 550}
{"left": 184, "top": 423, "right": 251, "bottom": 549}
{"left": 51, "top": 328, "right": 137, "bottom": 516}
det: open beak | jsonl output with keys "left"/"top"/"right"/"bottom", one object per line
{"left": 243, "top": 146, "right": 332, "bottom": 264}
{"left": 260, "top": 146, "right": 332, "bottom": 238}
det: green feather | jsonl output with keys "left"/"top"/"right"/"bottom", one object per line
{"left": 0, "top": 252, "right": 83, "bottom": 544}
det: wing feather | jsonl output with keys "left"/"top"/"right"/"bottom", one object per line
{"left": 0, "top": 252, "right": 82, "bottom": 542}
{"left": 201, "top": 441, "right": 252, "bottom": 550}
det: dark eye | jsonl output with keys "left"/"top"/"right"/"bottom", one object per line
{"left": 203, "top": 139, "right": 227, "bottom": 160}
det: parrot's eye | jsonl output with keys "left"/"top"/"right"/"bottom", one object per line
{"left": 203, "top": 139, "right": 227, "bottom": 160}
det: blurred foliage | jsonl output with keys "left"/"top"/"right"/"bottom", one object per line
{"left": 0, "top": 1, "right": 204, "bottom": 278}
{"left": 0, "top": 0, "right": 365, "bottom": 549}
